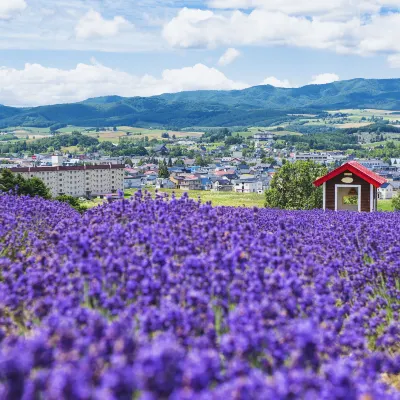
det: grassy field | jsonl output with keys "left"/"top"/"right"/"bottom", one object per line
{"left": 82, "top": 188, "right": 395, "bottom": 211}
{"left": 377, "top": 199, "right": 394, "bottom": 212}
{"left": 83, "top": 189, "right": 266, "bottom": 208}
{"left": 130, "top": 188, "right": 266, "bottom": 207}
{"left": 3, "top": 126, "right": 204, "bottom": 144}
{"left": 236, "top": 127, "right": 302, "bottom": 138}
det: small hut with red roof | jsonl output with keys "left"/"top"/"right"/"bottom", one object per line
{"left": 313, "top": 161, "right": 386, "bottom": 212}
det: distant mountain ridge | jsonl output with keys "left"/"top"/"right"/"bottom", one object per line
{"left": 1, "top": 78, "right": 400, "bottom": 129}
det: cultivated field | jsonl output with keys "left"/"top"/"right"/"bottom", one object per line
{"left": 1, "top": 194, "right": 399, "bottom": 397}
{"left": 3, "top": 125, "right": 204, "bottom": 144}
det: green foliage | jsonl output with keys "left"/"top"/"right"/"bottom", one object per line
{"left": 265, "top": 161, "right": 327, "bottom": 210}
{"left": 0, "top": 134, "right": 18, "bottom": 141}
{"left": 124, "top": 158, "right": 133, "bottom": 167}
{"left": 225, "top": 135, "right": 243, "bottom": 145}
{"left": 392, "top": 196, "right": 400, "bottom": 211}
{"left": 341, "top": 123, "right": 400, "bottom": 135}
{"left": 282, "top": 131, "right": 360, "bottom": 151}
{"left": 194, "top": 155, "right": 210, "bottom": 167}
{"left": 158, "top": 160, "right": 170, "bottom": 178}
{"left": 0, "top": 169, "right": 51, "bottom": 199}
{"left": 49, "top": 123, "right": 67, "bottom": 133}
{"left": 0, "top": 131, "right": 98, "bottom": 154}
{"left": 55, "top": 195, "right": 87, "bottom": 213}
{"left": 202, "top": 128, "right": 231, "bottom": 143}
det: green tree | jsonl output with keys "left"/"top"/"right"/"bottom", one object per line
{"left": 23, "top": 177, "right": 52, "bottom": 199}
{"left": 168, "top": 157, "right": 173, "bottom": 167}
{"left": 195, "top": 155, "right": 208, "bottom": 167}
{"left": 158, "top": 160, "right": 170, "bottom": 178}
{"left": 386, "top": 141, "right": 396, "bottom": 149}
{"left": 392, "top": 195, "right": 400, "bottom": 211}
{"left": 55, "top": 195, "right": 87, "bottom": 213}
{"left": 0, "top": 169, "right": 51, "bottom": 199}
{"left": 265, "top": 161, "right": 327, "bottom": 210}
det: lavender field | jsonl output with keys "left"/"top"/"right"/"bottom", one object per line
{"left": 0, "top": 192, "right": 399, "bottom": 399}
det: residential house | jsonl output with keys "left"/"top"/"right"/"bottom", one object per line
{"left": 358, "top": 159, "right": 389, "bottom": 170}
{"left": 170, "top": 174, "right": 201, "bottom": 190}
{"left": 155, "top": 178, "right": 176, "bottom": 189}
{"left": 233, "top": 178, "right": 259, "bottom": 193}
{"left": 124, "top": 176, "right": 145, "bottom": 189}
{"left": 378, "top": 182, "right": 394, "bottom": 200}
{"left": 237, "top": 164, "right": 251, "bottom": 174}
{"left": 211, "top": 178, "right": 233, "bottom": 192}
{"left": 152, "top": 144, "right": 169, "bottom": 155}
{"left": 200, "top": 177, "right": 213, "bottom": 191}
{"left": 183, "top": 159, "right": 196, "bottom": 167}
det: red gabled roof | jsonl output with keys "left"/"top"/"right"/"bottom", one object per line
{"left": 313, "top": 161, "right": 386, "bottom": 188}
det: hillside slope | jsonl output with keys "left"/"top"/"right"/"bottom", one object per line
{"left": 1, "top": 78, "right": 400, "bottom": 129}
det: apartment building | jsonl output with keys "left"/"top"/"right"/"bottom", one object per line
{"left": 294, "top": 152, "right": 328, "bottom": 164}
{"left": 9, "top": 164, "right": 124, "bottom": 198}
{"left": 254, "top": 132, "right": 274, "bottom": 141}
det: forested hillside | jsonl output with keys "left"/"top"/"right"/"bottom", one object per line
{"left": 1, "top": 78, "right": 400, "bottom": 129}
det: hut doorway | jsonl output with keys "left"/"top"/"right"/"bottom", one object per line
{"left": 335, "top": 185, "right": 361, "bottom": 212}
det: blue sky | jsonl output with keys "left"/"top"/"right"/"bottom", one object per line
{"left": 0, "top": 0, "right": 399, "bottom": 106}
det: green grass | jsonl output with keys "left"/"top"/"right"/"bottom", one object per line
{"left": 83, "top": 190, "right": 395, "bottom": 212}
{"left": 126, "top": 188, "right": 266, "bottom": 208}
{"left": 377, "top": 199, "right": 394, "bottom": 212}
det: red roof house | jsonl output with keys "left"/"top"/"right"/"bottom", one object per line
{"left": 313, "top": 161, "right": 386, "bottom": 212}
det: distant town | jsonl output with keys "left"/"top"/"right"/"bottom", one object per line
{"left": 1, "top": 124, "right": 399, "bottom": 202}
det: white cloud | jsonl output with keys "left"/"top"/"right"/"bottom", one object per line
{"left": 0, "top": 0, "right": 26, "bottom": 19}
{"left": 163, "top": 6, "right": 400, "bottom": 57}
{"left": 163, "top": 8, "right": 360, "bottom": 52}
{"left": 261, "top": 76, "right": 293, "bottom": 88}
{"left": 75, "top": 9, "right": 132, "bottom": 40}
{"left": 0, "top": 62, "right": 249, "bottom": 107}
{"left": 309, "top": 73, "right": 340, "bottom": 85}
{"left": 388, "top": 54, "right": 400, "bottom": 68}
{"left": 218, "top": 48, "right": 241, "bottom": 66}
{"left": 207, "top": 0, "right": 398, "bottom": 16}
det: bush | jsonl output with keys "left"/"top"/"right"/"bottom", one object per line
{"left": 55, "top": 195, "right": 87, "bottom": 213}
{"left": 392, "top": 195, "right": 400, "bottom": 211}
{"left": 265, "top": 161, "right": 327, "bottom": 210}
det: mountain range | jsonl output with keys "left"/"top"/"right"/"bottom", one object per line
{"left": 2, "top": 78, "right": 400, "bottom": 129}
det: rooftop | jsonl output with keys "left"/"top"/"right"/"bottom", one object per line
{"left": 314, "top": 161, "right": 387, "bottom": 188}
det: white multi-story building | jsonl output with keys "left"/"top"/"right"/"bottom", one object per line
{"left": 10, "top": 164, "right": 124, "bottom": 198}
{"left": 254, "top": 132, "right": 274, "bottom": 141}
{"left": 294, "top": 152, "right": 328, "bottom": 164}
{"left": 233, "top": 178, "right": 258, "bottom": 193}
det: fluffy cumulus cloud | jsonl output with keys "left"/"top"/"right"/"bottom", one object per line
{"left": 218, "top": 48, "right": 241, "bottom": 66}
{"left": 261, "top": 76, "right": 293, "bottom": 88}
{"left": 163, "top": 4, "right": 400, "bottom": 59}
{"left": 0, "top": 0, "right": 26, "bottom": 19}
{"left": 75, "top": 10, "right": 132, "bottom": 40}
{"left": 0, "top": 62, "right": 249, "bottom": 107}
{"left": 309, "top": 73, "right": 340, "bottom": 85}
